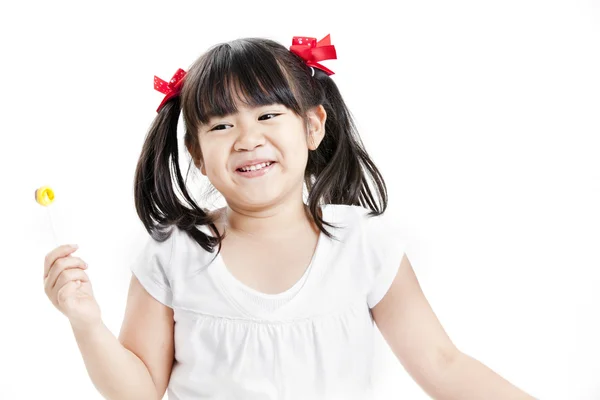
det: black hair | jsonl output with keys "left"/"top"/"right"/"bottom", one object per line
{"left": 134, "top": 37, "right": 388, "bottom": 256}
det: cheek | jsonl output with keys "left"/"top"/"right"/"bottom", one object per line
{"left": 285, "top": 135, "right": 310, "bottom": 168}
{"left": 204, "top": 155, "right": 224, "bottom": 176}
{"left": 198, "top": 144, "right": 224, "bottom": 175}
{"left": 286, "top": 126, "right": 311, "bottom": 149}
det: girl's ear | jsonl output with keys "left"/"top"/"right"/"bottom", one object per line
{"left": 306, "top": 105, "right": 327, "bottom": 151}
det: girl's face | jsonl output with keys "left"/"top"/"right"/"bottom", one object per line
{"left": 196, "top": 100, "right": 326, "bottom": 209}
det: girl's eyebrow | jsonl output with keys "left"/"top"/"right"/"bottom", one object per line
{"left": 206, "top": 105, "right": 284, "bottom": 120}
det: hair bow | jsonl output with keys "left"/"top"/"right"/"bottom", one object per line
{"left": 154, "top": 68, "right": 186, "bottom": 113}
{"left": 289, "top": 34, "right": 337, "bottom": 76}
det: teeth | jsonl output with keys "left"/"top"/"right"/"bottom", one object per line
{"left": 240, "top": 161, "right": 272, "bottom": 172}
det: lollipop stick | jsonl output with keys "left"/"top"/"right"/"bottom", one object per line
{"left": 46, "top": 207, "right": 60, "bottom": 247}
{"left": 36, "top": 186, "right": 81, "bottom": 285}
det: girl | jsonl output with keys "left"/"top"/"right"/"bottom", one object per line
{"left": 43, "top": 35, "right": 536, "bottom": 399}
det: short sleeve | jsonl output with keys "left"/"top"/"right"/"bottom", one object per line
{"left": 364, "top": 211, "right": 408, "bottom": 308}
{"left": 129, "top": 229, "right": 176, "bottom": 308}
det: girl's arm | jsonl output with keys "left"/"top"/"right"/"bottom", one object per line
{"left": 72, "top": 276, "right": 174, "bottom": 400}
{"left": 371, "top": 254, "right": 536, "bottom": 399}
{"left": 71, "top": 319, "right": 160, "bottom": 400}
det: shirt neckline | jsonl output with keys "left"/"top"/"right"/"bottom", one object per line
{"left": 213, "top": 204, "right": 329, "bottom": 300}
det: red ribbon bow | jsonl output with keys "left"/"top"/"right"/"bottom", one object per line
{"left": 154, "top": 68, "right": 186, "bottom": 112}
{"left": 289, "top": 34, "right": 337, "bottom": 76}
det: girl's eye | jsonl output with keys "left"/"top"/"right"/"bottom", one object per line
{"left": 209, "top": 114, "right": 279, "bottom": 131}
{"left": 259, "top": 113, "right": 280, "bottom": 121}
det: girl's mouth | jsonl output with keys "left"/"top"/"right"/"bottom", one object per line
{"left": 235, "top": 161, "right": 276, "bottom": 178}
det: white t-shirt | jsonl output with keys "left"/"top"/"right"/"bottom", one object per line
{"left": 130, "top": 204, "right": 408, "bottom": 400}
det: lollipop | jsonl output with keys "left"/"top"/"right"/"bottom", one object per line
{"left": 35, "top": 185, "right": 59, "bottom": 245}
{"left": 35, "top": 186, "right": 81, "bottom": 285}
{"left": 35, "top": 186, "right": 55, "bottom": 206}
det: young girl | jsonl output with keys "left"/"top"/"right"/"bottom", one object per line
{"left": 43, "top": 35, "right": 536, "bottom": 399}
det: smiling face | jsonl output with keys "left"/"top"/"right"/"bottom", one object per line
{"left": 194, "top": 99, "right": 327, "bottom": 210}
{"left": 179, "top": 38, "right": 329, "bottom": 212}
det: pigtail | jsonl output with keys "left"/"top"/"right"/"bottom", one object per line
{"left": 133, "top": 97, "right": 223, "bottom": 253}
{"left": 305, "top": 69, "right": 388, "bottom": 221}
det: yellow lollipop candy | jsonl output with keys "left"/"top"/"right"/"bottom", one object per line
{"left": 35, "top": 186, "right": 55, "bottom": 206}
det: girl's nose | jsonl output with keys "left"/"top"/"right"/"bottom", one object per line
{"left": 234, "top": 125, "right": 266, "bottom": 151}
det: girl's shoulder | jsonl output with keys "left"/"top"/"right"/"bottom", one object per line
{"left": 327, "top": 204, "right": 407, "bottom": 260}
{"left": 324, "top": 204, "right": 408, "bottom": 308}
{"left": 325, "top": 203, "right": 400, "bottom": 233}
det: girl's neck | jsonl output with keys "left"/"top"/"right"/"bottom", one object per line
{"left": 214, "top": 202, "right": 321, "bottom": 241}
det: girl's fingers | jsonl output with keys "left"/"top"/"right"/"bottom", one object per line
{"left": 53, "top": 269, "right": 89, "bottom": 292}
{"left": 44, "top": 244, "right": 79, "bottom": 278}
{"left": 44, "top": 257, "right": 88, "bottom": 291}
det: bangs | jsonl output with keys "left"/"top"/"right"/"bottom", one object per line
{"left": 183, "top": 40, "right": 303, "bottom": 131}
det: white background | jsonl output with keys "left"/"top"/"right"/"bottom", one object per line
{"left": 1, "top": 0, "right": 599, "bottom": 399}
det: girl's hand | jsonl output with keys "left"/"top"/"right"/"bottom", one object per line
{"left": 43, "top": 245, "right": 101, "bottom": 329}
